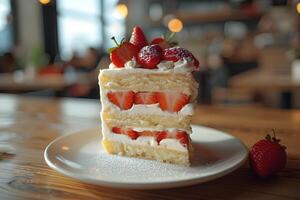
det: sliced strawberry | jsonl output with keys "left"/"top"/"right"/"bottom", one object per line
{"left": 129, "top": 26, "right": 148, "bottom": 50}
{"left": 156, "top": 91, "right": 190, "bottom": 112}
{"left": 112, "top": 127, "right": 122, "bottom": 134}
{"left": 107, "top": 91, "right": 135, "bottom": 110}
{"left": 151, "top": 37, "right": 171, "bottom": 49}
{"left": 124, "top": 129, "right": 139, "bottom": 140}
{"left": 156, "top": 131, "right": 168, "bottom": 144}
{"left": 139, "top": 130, "right": 159, "bottom": 137}
{"left": 137, "top": 45, "right": 162, "bottom": 69}
{"left": 175, "top": 131, "right": 189, "bottom": 146}
{"left": 134, "top": 92, "right": 158, "bottom": 104}
{"left": 163, "top": 47, "right": 200, "bottom": 69}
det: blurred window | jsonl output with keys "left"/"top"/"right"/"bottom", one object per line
{"left": 56, "top": 0, "right": 126, "bottom": 60}
{"left": 102, "top": 0, "right": 126, "bottom": 49}
{"left": 57, "top": 0, "right": 102, "bottom": 60}
{"left": 0, "top": 0, "right": 13, "bottom": 53}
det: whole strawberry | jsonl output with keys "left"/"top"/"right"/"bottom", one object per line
{"left": 129, "top": 26, "right": 148, "bottom": 50}
{"left": 109, "top": 37, "right": 139, "bottom": 68}
{"left": 249, "top": 130, "right": 287, "bottom": 178}
{"left": 151, "top": 32, "right": 178, "bottom": 49}
{"left": 163, "top": 47, "right": 199, "bottom": 69}
{"left": 137, "top": 44, "right": 163, "bottom": 69}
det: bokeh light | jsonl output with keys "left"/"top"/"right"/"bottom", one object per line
{"left": 115, "top": 3, "right": 128, "bottom": 19}
{"left": 168, "top": 18, "right": 183, "bottom": 32}
{"left": 39, "top": 0, "right": 51, "bottom": 5}
{"left": 297, "top": 3, "right": 300, "bottom": 14}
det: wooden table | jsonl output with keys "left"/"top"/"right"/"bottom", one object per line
{"left": 0, "top": 94, "right": 299, "bottom": 199}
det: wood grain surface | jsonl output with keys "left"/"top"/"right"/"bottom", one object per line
{"left": 0, "top": 94, "right": 299, "bottom": 200}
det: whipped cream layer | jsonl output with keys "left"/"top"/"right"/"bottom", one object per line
{"left": 108, "top": 102, "right": 194, "bottom": 116}
{"left": 101, "top": 88, "right": 194, "bottom": 116}
{"left": 105, "top": 130, "right": 188, "bottom": 152}
{"left": 109, "top": 58, "right": 195, "bottom": 73}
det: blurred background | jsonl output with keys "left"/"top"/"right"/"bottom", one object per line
{"left": 0, "top": 0, "right": 300, "bottom": 109}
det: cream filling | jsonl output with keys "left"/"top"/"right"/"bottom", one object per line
{"left": 102, "top": 122, "right": 188, "bottom": 152}
{"left": 102, "top": 88, "right": 194, "bottom": 116}
{"left": 105, "top": 131, "right": 188, "bottom": 152}
{"left": 107, "top": 103, "right": 194, "bottom": 116}
{"left": 108, "top": 58, "right": 194, "bottom": 73}
{"left": 131, "top": 127, "right": 191, "bottom": 134}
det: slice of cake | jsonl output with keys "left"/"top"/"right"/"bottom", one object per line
{"left": 99, "top": 26, "right": 199, "bottom": 166}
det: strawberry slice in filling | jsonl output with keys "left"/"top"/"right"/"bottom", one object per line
{"left": 111, "top": 127, "right": 190, "bottom": 147}
{"left": 107, "top": 91, "right": 190, "bottom": 113}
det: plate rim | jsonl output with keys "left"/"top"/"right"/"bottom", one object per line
{"left": 44, "top": 125, "right": 248, "bottom": 189}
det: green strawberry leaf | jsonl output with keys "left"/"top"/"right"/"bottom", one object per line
{"left": 107, "top": 47, "right": 117, "bottom": 54}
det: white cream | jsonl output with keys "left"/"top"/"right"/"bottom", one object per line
{"left": 124, "top": 59, "right": 140, "bottom": 69}
{"left": 105, "top": 131, "right": 187, "bottom": 152}
{"left": 101, "top": 118, "right": 188, "bottom": 152}
{"left": 100, "top": 81, "right": 194, "bottom": 116}
{"left": 107, "top": 58, "right": 194, "bottom": 73}
{"left": 173, "top": 58, "right": 194, "bottom": 72}
{"left": 129, "top": 103, "right": 193, "bottom": 116}
{"left": 104, "top": 101, "right": 194, "bottom": 116}
{"left": 109, "top": 62, "right": 117, "bottom": 69}
{"left": 132, "top": 127, "right": 191, "bottom": 134}
{"left": 157, "top": 60, "right": 174, "bottom": 70}
{"left": 159, "top": 139, "right": 187, "bottom": 152}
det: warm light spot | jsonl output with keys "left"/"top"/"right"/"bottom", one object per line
{"left": 297, "top": 3, "right": 300, "bottom": 14}
{"left": 168, "top": 18, "right": 183, "bottom": 32}
{"left": 39, "top": 0, "right": 51, "bottom": 5}
{"left": 116, "top": 3, "right": 128, "bottom": 19}
{"left": 61, "top": 146, "right": 69, "bottom": 151}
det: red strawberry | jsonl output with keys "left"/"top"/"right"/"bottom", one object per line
{"left": 137, "top": 45, "right": 163, "bottom": 69}
{"left": 124, "top": 129, "right": 139, "bottom": 140}
{"left": 175, "top": 131, "right": 189, "bottom": 146}
{"left": 112, "top": 127, "right": 122, "bottom": 134}
{"left": 156, "top": 91, "right": 190, "bottom": 112}
{"left": 129, "top": 26, "right": 148, "bottom": 50}
{"left": 249, "top": 130, "right": 287, "bottom": 178}
{"left": 151, "top": 32, "right": 177, "bottom": 49}
{"left": 151, "top": 37, "right": 171, "bottom": 49}
{"left": 163, "top": 47, "right": 199, "bottom": 69}
{"left": 134, "top": 92, "right": 158, "bottom": 104}
{"left": 107, "top": 91, "right": 135, "bottom": 110}
{"left": 110, "top": 39, "right": 139, "bottom": 68}
{"left": 157, "top": 131, "right": 168, "bottom": 144}
{"left": 139, "top": 130, "right": 159, "bottom": 137}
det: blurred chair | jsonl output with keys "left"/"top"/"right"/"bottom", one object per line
{"left": 258, "top": 46, "right": 290, "bottom": 72}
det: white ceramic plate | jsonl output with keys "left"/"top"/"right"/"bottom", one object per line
{"left": 44, "top": 125, "right": 248, "bottom": 189}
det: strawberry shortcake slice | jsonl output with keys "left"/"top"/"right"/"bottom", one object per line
{"left": 98, "top": 26, "right": 199, "bottom": 166}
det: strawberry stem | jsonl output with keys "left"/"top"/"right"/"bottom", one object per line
{"left": 272, "top": 129, "right": 276, "bottom": 137}
{"left": 120, "top": 38, "right": 126, "bottom": 44}
{"left": 167, "top": 32, "right": 176, "bottom": 42}
{"left": 111, "top": 37, "right": 119, "bottom": 47}
{"left": 271, "top": 129, "right": 281, "bottom": 143}
{"left": 265, "top": 134, "right": 271, "bottom": 141}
